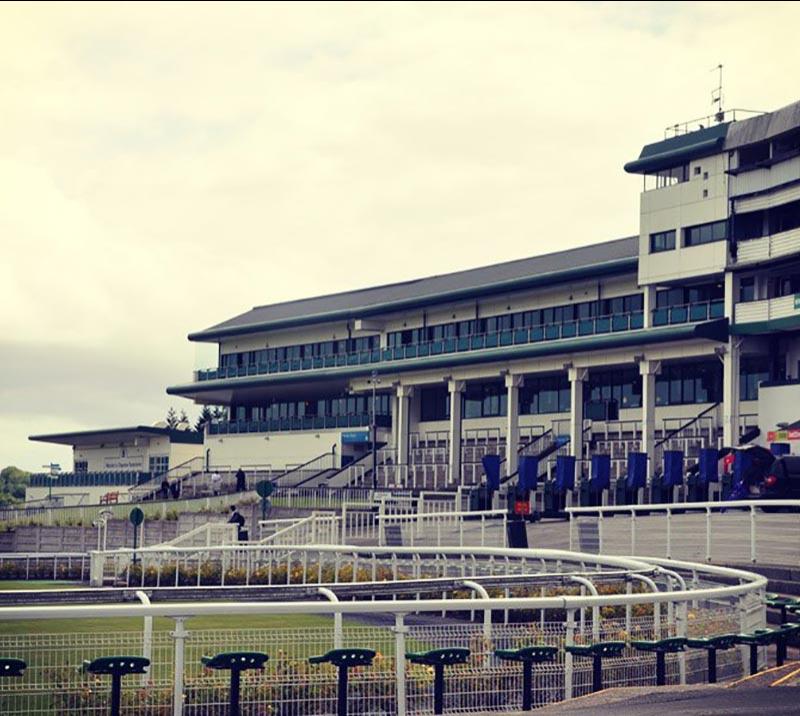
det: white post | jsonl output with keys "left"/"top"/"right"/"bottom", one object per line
{"left": 639, "top": 360, "right": 661, "bottom": 496}
{"left": 135, "top": 591, "right": 153, "bottom": 687}
{"left": 643, "top": 285, "right": 657, "bottom": 329}
{"left": 568, "top": 367, "right": 588, "bottom": 462}
{"left": 565, "top": 608, "right": 576, "bottom": 699}
{"left": 448, "top": 380, "right": 465, "bottom": 486}
{"left": 505, "top": 374, "right": 524, "bottom": 479}
{"left": 396, "top": 385, "right": 413, "bottom": 470}
{"left": 722, "top": 340, "right": 741, "bottom": 448}
{"left": 172, "top": 617, "right": 187, "bottom": 716}
{"left": 393, "top": 614, "right": 408, "bottom": 716}
{"left": 318, "top": 587, "right": 342, "bottom": 649}
{"left": 749, "top": 505, "right": 757, "bottom": 563}
{"left": 462, "top": 580, "right": 492, "bottom": 645}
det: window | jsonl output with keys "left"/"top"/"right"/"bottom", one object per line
{"left": 655, "top": 164, "right": 689, "bottom": 188}
{"left": 738, "top": 141, "right": 770, "bottom": 168}
{"left": 684, "top": 220, "right": 727, "bottom": 247}
{"left": 740, "top": 357, "right": 770, "bottom": 401}
{"left": 420, "top": 387, "right": 449, "bottom": 421}
{"left": 74, "top": 461, "right": 88, "bottom": 474}
{"left": 739, "top": 277, "right": 755, "bottom": 303}
{"left": 654, "top": 361, "right": 722, "bottom": 406}
{"left": 734, "top": 210, "right": 765, "bottom": 241}
{"left": 149, "top": 455, "right": 169, "bottom": 476}
{"left": 520, "top": 375, "right": 570, "bottom": 415}
{"left": 694, "top": 166, "right": 701, "bottom": 176}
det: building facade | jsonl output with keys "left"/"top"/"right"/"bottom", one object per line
{"left": 166, "top": 100, "right": 800, "bottom": 491}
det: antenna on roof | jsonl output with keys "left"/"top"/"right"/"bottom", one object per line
{"left": 711, "top": 63, "right": 724, "bottom": 123}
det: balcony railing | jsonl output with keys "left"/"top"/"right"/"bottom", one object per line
{"left": 29, "top": 471, "right": 150, "bottom": 488}
{"left": 651, "top": 299, "right": 724, "bottom": 327}
{"left": 735, "top": 294, "right": 800, "bottom": 324}
{"left": 196, "top": 311, "right": 646, "bottom": 382}
{"left": 208, "top": 413, "right": 392, "bottom": 436}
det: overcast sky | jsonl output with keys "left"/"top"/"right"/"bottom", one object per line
{"left": 2, "top": 2, "right": 799, "bottom": 471}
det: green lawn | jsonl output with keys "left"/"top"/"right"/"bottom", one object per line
{"left": 0, "top": 579, "right": 334, "bottom": 634}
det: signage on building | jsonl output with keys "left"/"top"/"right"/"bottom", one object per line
{"left": 767, "top": 429, "right": 800, "bottom": 442}
{"left": 342, "top": 430, "right": 370, "bottom": 444}
{"left": 104, "top": 458, "right": 144, "bottom": 470}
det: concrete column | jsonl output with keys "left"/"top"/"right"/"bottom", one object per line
{"left": 396, "top": 385, "right": 413, "bottom": 467}
{"left": 639, "top": 359, "right": 661, "bottom": 484}
{"left": 391, "top": 393, "right": 400, "bottom": 451}
{"left": 505, "top": 374, "right": 524, "bottom": 478}
{"left": 448, "top": 380, "right": 465, "bottom": 485}
{"left": 722, "top": 341, "right": 741, "bottom": 448}
{"left": 568, "top": 367, "right": 589, "bottom": 462}
{"left": 643, "top": 285, "right": 658, "bottom": 328}
{"left": 724, "top": 271, "right": 739, "bottom": 322}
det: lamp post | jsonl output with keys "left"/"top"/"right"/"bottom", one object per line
{"left": 42, "top": 463, "right": 61, "bottom": 503}
{"left": 368, "top": 371, "right": 380, "bottom": 490}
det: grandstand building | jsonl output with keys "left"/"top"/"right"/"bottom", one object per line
{"left": 28, "top": 99, "right": 800, "bottom": 499}
{"left": 166, "top": 99, "right": 800, "bottom": 491}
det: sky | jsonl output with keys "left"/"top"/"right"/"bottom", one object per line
{"left": 2, "top": 1, "right": 799, "bottom": 471}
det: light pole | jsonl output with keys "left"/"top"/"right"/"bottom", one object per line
{"left": 42, "top": 463, "right": 61, "bottom": 503}
{"left": 368, "top": 371, "right": 381, "bottom": 490}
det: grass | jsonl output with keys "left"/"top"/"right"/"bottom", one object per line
{"left": 0, "top": 579, "right": 334, "bottom": 635}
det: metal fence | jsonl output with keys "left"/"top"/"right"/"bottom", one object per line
{"left": 0, "top": 561, "right": 763, "bottom": 716}
{"left": 567, "top": 499, "right": 800, "bottom": 567}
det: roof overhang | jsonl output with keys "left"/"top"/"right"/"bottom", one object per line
{"left": 732, "top": 315, "right": 800, "bottom": 336}
{"left": 188, "top": 257, "right": 638, "bottom": 342}
{"left": 29, "top": 426, "right": 204, "bottom": 447}
{"left": 169, "top": 319, "right": 729, "bottom": 403}
{"left": 624, "top": 123, "right": 729, "bottom": 174}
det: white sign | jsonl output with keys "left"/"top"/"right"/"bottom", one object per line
{"left": 103, "top": 458, "right": 144, "bottom": 471}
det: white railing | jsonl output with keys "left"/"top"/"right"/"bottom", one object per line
{"left": 567, "top": 499, "right": 800, "bottom": 566}
{"left": 2, "top": 547, "right": 768, "bottom": 716}
{"left": 258, "top": 512, "right": 341, "bottom": 546}
{"left": 376, "top": 509, "right": 509, "bottom": 548}
{"left": 158, "top": 522, "right": 239, "bottom": 548}
{"left": 0, "top": 552, "right": 90, "bottom": 581}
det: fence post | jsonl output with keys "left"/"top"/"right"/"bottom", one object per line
{"left": 666, "top": 508, "right": 672, "bottom": 559}
{"left": 705, "top": 507, "right": 712, "bottom": 562}
{"left": 630, "top": 509, "right": 636, "bottom": 555}
{"left": 172, "top": 617, "right": 188, "bottom": 716}
{"left": 393, "top": 614, "right": 408, "bottom": 716}
{"left": 565, "top": 608, "right": 576, "bottom": 699}
{"left": 136, "top": 591, "right": 153, "bottom": 687}
{"left": 749, "top": 505, "right": 757, "bottom": 563}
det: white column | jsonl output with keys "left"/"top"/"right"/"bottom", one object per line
{"left": 448, "top": 380, "right": 465, "bottom": 485}
{"left": 396, "top": 385, "right": 413, "bottom": 467}
{"left": 643, "top": 285, "right": 658, "bottom": 328}
{"left": 724, "top": 271, "right": 739, "bottom": 322}
{"left": 505, "top": 374, "right": 524, "bottom": 478}
{"left": 722, "top": 341, "right": 741, "bottom": 447}
{"left": 568, "top": 367, "right": 588, "bottom": 462}
{"left": 639, "top": 359, "right": 661, "bottom": 485}
{"left": 391, "top": 393, "right": 400, "bottom": 451}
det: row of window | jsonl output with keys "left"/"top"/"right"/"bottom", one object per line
{"left": 231, "top": 394, "right": 393, "bottom": 422}
{"left": 734, "top": 199, "right": 800, "bottom": 242}
{"left": 655, "top": 283, "right": 725, "bottom": 308}
{"left": 417, "top": 359, "right": 771, "bottom": 421}
{"left": 649, "top": 220, "right": 728, "bottom": 253}
{"left": 387, "top": 294, "right": 645, "bottom": 347}
{"left": 221, "top": 336, "right": 379, "bottom": 367}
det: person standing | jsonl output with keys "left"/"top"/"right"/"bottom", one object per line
{"left": 235, "top": 467, "right": 246, "bottom": 493}
{"left": 228, "top": 505, "right": 247, "bottom": 541}
{"left": 210, "top": 471, "right": 222, "bottom": 496}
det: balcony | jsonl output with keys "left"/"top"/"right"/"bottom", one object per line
{"left": 734, "top": 294, "right": 800, "bottom": 331}
{"left": 651, "top": 300, "right": 724, "bottom": 327}
{"left": 208, "top": 413, "right": 392, "bottom": 436}
{"left": 735, "top": 227, "right": 800, "bottom": 266}
{"left": 194, "top": 312, "right": 646, "bottom": 382}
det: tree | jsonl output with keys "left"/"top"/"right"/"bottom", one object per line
{"left": 178, "top": 409, "right": 189, "bottom": 427}
{"left": 165, "top": 406, "right": 179, "bottom": 429}
{"left": 0, "top": 466, "right": 30, "bottom": 507}
{"left": 195, "top": 406, "right": 214, "bottom": 433}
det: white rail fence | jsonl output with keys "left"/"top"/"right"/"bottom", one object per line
{"left": 567, "top": 499, "right": 800, "bottom": 567}
{"left": 0, "top": 552, "right": 766, "bottom": 716}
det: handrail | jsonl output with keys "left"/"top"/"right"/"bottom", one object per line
{"left": 271, "top": 449, "right": 336, "bottom": 485}
{"left": 655, "top": 402, "right": 720, "bottom": 448}
{"left": 566, "top": 498, "right": 800, "bottom": 515}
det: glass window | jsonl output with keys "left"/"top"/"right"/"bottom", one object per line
{"left": 739, "top": 277, "right": 755, "bottom": 303}
{"left": 650, "top": 230, "right": 676, "bottom": 253}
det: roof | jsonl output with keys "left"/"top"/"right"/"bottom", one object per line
{"left": 189, "top": 236, "right": 639, "bottom": 341}
{"left": 624, "top": 123, "right": 730, "bottom": 174}
{"left": 29, "top": 426, "right": 204, "bottom": 447}
{"left": 725, "top": 100, "right": 800, "bottom": 150}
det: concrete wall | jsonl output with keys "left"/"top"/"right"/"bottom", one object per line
{"left": 206, "top": 430, "right": 342, "bottom": 470}
{"left": 638, "top": 153, "right": 729, "bottom": 285}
